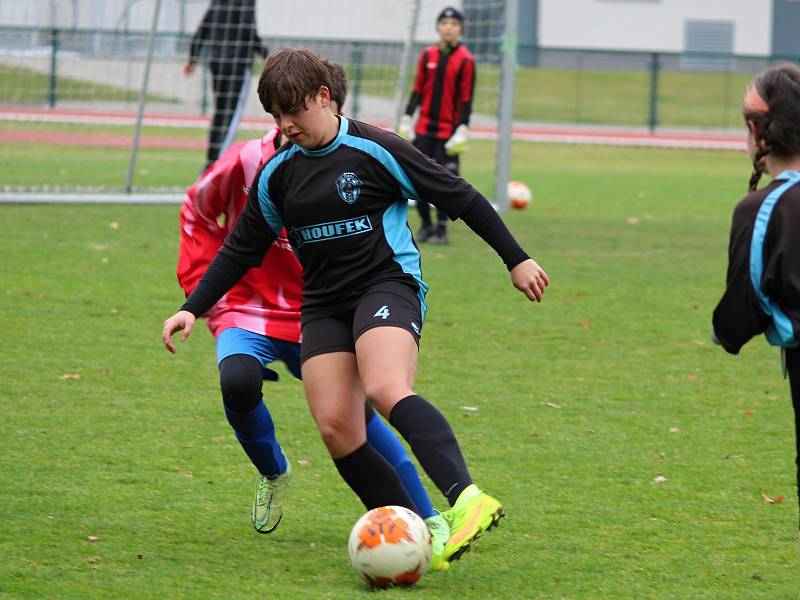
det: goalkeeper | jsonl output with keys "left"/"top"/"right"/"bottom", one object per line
{"left": 398, "top": 6, "right": 475, "bottom": 245}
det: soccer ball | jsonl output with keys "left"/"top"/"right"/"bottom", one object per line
{"left": 347, "top": 506, "right": 432, "bottom": 588}
{"left": 507, "top": 180, "right": 532, "bottom": 209}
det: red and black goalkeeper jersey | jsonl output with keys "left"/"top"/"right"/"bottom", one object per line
{"left": 407, "top": 43, "right": 475, "bottom": 140}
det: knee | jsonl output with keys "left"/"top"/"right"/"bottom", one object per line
{"left": 219, "top": 354, "right": 263, "bottom": 413}
{"left": 316, "top": 415, "right": 362, "bottom": 456}
{"left": 363, "top": 381, "right": 411, "bottom": 414}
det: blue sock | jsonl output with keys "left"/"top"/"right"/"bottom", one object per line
{"left": 366, "top": 412, "right": 434, "bottom": 519}
{"left": 224, "top": 401, "right": 287, "bottom": 478}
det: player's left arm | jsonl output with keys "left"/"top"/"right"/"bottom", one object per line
{"left": 381, "top": 130, "right": 548, "bottom": 301}
{"left": 444, "top": 56, "right": 475, "bottom": 155}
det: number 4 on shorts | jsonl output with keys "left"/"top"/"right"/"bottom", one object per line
{"left": 373, "top": 305, "right": 390, "bottom": 320}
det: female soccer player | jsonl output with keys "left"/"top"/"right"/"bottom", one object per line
{"left": 176, "top": 60, "right": 446, "bottom": 548}
{"left": 712, "top": 63, "right": 800, "bottom": 526}
{"left": 163, "top": 48, "right": 549, "bottom": 565}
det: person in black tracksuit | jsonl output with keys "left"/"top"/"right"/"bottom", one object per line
{"left": 712, "top": 63, "right": 800, "bottom": 527}
{"left": 184, "top": 0, "right": 267, "bottom": 169}
{"left": 163, "top": 48, "right": 550, "bottom": 567}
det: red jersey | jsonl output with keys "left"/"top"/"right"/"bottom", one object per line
{"left": 177, "top": 129, "right": 303, "bottom": 342}
{"left": 411, "top": 43, "right": 475, "bottom": 139}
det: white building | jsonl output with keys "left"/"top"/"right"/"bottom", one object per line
{"left": 1, "top": 0, "right": 796, "bottom": 58}
{"left": 538, "top": 0, "right": 772, "bottom": 56}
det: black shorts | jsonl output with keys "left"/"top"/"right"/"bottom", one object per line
{"left": 300, "top": 281, "right": 423, "bottom": 363}
{"left": 413, "top": 135, "right": 460, "bottom": 175}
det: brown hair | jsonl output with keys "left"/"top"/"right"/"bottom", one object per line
{"left": 257, "top": 47, "right": 333, "bottom": 114}
{"left": 743, "top": 62, "right": 800, "bottom": 191}
{"left": 321, "top": 59, "right": 348, "bottom": 112}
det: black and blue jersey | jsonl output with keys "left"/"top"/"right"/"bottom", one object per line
{"left": 713, "top": 171, "right": 800, "bottom": 353}
{"left": 182, "top": 116, "right": 529, "bottom": 322}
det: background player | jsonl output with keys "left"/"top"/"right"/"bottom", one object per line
{"left": 398, "top": 6, "right": 475, "bottom": 245}
{"left": 184, "top": 0, "right": 267, "bottom": 170}
{"left": 176, "top": 59, "right": 449, "bottom": 551}
{"left": 163, "top": 48, "right": 549, "bottom": 567}
{"left": 712, "top": 63, "right": 800, "bottom": 526}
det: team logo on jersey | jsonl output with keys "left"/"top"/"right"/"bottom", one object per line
{"left": 288, "top": 216, "right": 373, "bottom": 248}
{"left": 336, "top": 172, "right": 362, "bottom": 204}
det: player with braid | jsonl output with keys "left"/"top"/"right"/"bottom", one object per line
{"left": 164, "top": 48, "right": 549, "bottom": 567}
{"left": 175, "top": 59, "right": 449, "bottom": 551}
{"left": 712, "top": 63, "right": 800, "bottom": 526}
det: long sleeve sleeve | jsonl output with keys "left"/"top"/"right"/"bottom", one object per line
{"left": 188, "top": 8, "right": 214, "bottom": 64}
{"left": 712, "top": 195, "right": 768, "bottom": 354}
{"left": 180, "top": 180, "right": 277, "bottom": 317}
{"left": 457, "top": 56, "right": 475, "bottom": 126}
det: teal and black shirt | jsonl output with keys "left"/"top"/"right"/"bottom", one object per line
{"left": 713, "top": 171, "right": 800, "bottom": 353}
{"left": 183, "top": 116, "right": 529, "bottom": 322}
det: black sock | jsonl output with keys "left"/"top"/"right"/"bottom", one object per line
{"left": 389, "top": 395, "right": 472, "bottom": 506}
{"left": 333, "top": 443, "right": 418, "bottom": 514}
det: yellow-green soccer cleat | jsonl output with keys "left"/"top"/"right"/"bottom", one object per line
{"left": 251, "top": 461, "right": 292, "bottom": 534}
{"left": 442, "top": 484, "right": 505, "bottom": 562}
{"left": 424, "top": 510, "right": 451, "bottom": 571}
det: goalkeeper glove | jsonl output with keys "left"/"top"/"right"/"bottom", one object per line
{"left": 444, "top": 124, "right": 469, "bottom": 155}
{"left": 398, "top": 114, "right": 415, "bottom": 142}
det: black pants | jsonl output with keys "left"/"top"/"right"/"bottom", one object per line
{"left": 412, "top": 135, "right": 459, "bottom": 227}
{"left": 785, "top": 347, "right": 800, "bottom": 526}
{"left": 207, "top": 60, "right": 248, "bottom": 166}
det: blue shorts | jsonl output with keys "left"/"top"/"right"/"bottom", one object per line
{"left": 216, "top": 327, "right": 302, "bottom": 381}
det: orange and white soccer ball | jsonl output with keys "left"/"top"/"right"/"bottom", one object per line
{"left": 347, "top": 506, "right": 432, "bottom": 588}
{"left": 507, "top": 180, "right": 532, "bottom": 209}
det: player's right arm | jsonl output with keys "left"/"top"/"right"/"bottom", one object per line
{"left": 162, "top": 169, "right": 280, "bottom": 352}
{"left": 404, "top": 49, "right": 427, "bottom": 117}
{"left": 399, "top": 51, "right": 427, "bottom": 140}
{"left": 185, "top": 6, "right": 215, "bottom": 73}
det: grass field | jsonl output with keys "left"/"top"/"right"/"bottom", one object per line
{"left": 1, "top": 61, "right": 750, "bottom": 130}
{"left": 2, "top": 142, "right": 799, "bottom": 598}
{"left": 0, "top": 64, "right": 174, "bottom": 105}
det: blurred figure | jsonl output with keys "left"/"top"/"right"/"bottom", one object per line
{"left": 712, "top": 63, "right": 800, "bottom": 526}
{"left": 184, "top": 0, "right": 267, "bottom": 169}
{"left": 398, "top": 6, "right": 475, "bottom": 245}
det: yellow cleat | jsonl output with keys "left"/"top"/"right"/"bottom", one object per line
{"left": 442, "top": 484, "right": 504, "bottom": 562}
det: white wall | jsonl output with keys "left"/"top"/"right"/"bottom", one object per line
{"left": 0, "top": 0, "right": 451, "bottom": 43}
{"left": 539, "top": 0, "right": 773, "bottom": 56}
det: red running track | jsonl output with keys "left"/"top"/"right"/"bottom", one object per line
{"left": 0, "top": 107, "right": 746, "bottom": 151}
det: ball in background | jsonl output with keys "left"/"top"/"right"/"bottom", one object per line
{"left": 347, "top": 505, "right": 432, "bottom": 588}
{"left": 508, "top": 180, "right": 532, "bottom": 209}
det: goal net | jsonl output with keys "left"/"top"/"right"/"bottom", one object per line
{"left": 0, "top": 0, "right": 514, "bottom": 203}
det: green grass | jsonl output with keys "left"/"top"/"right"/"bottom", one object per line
{"left": 1, "top": 144, "right": 799, "bottom": 598}
{"left": 0, "top": 64, "right": 174, "bottom": 105}
{"left": 1, "top": 60, "right": 751, "bottom": 129}
{"left": 345, "top": 63, "right": 751, "bottom": 129}
{"left": 0, "top": 122, "right": 263, "bottom": 190}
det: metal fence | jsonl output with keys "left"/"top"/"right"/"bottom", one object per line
{"left": 1, "top": 25, "right": 796, "bottom": 131}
